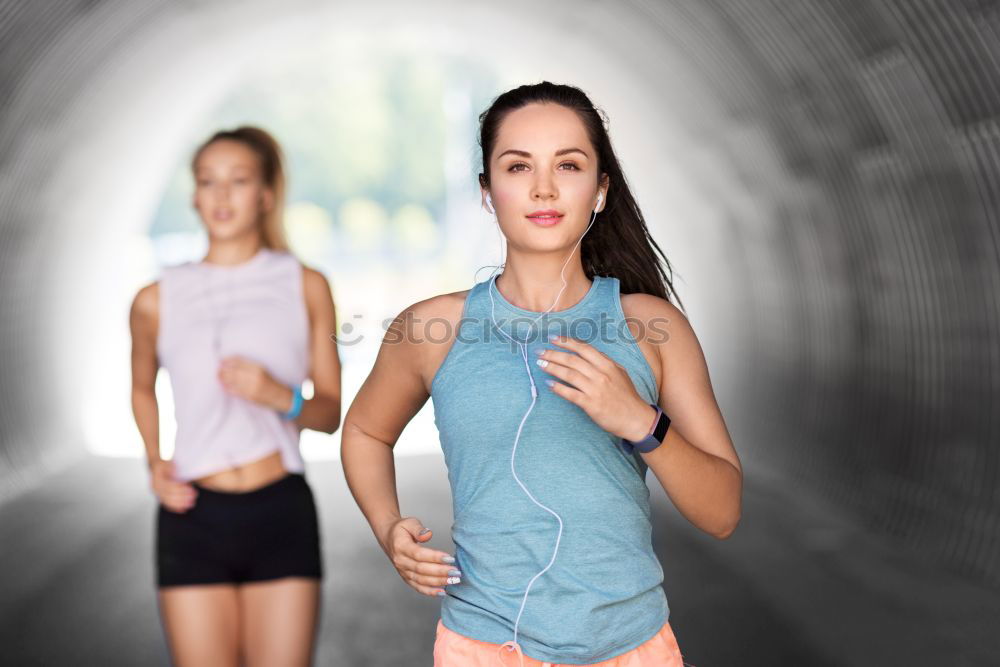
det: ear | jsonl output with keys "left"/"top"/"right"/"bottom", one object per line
{"left": 260, "top": 187, "right": 275, "bottom": 213}
{"left": 477, "top": 174, "right": 492, "bottom": 213}
{"left": 597, "top": 174, "right": 610, "bottom": 213}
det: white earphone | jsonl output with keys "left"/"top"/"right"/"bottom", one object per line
{"left": 483, "top": 192, "right": 604, "bottom": 658}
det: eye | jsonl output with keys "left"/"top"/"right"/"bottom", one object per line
{"left": 558, "top": 162, "right": 581, "bottom": 171}
{"left": 507, "top": 162, "right": 529, "bottom": 172}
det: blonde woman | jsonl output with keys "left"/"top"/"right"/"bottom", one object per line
{"left": 129, "top": 126, "right": 341, "bottom": 666}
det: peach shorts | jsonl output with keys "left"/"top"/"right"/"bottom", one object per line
{"left": 433, "top": 619, "right": 686, "bottom": 667}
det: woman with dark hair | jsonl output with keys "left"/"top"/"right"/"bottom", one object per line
{"left": 342, "top": 82, "right": 741, "bottom": 666}
{"left": 130, "top": 126, "right": 341, "bottom": 666}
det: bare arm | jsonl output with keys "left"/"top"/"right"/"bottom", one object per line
{"left": 341, "top": 302, "right": 428, "bottom": 544}
{"left": 129, "top": 283, "right": 197, "bottom": 512}
{"left": 285, "top": 266, "right": 341, "bottom": 433}
{"left": 627, "top": 295, "right": 743, "bottom": 539}
{"left": 129, "top": 283, "right": 162, "bottom": 470}
{"left": 341, "top": 294, "right": 465, "bottom": 597}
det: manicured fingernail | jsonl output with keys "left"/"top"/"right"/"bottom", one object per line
{"left": 448, "top": 569, "right": 462, "bottom": 576}
{"left": 536, "top": 359, "right": 548, "bottom": 368}
{"left": 446, "top": 577, "right": 461, "bottom": 585}
{"left": 436, "top": 591, "right": 446, "bottom": 597}
{"left": 418, "top": 528, "right": 431, "bottom": 535}
{"left": 534, "top": 348, "right": 545, "bottom": 356}
{"left": 442, "top": 555, "right": 455, "bottom": 563}
{"left": 545, "top": 379, "right": 555, "bottom": 387}
{"left": 548, "top": 334, "right": 559, "bottom": 341}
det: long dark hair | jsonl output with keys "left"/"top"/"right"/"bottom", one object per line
{"left": 478, "top": 81, "right": 684, "bottom": 312}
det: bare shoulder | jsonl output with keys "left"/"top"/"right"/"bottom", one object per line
{"left": 299, "top": 263, "right": 331, "bottom": 299}
{"left": 130, "top": 281, "right": 159, "bottom": 324}
{"left": 389, "top": 289, "right": 470, "bottom": 392}
{"left": 392, "top": 288, "right": 470, "bottom": 349}
{"left": 620, "top": 291, "right": 691, "bottom": 340}
{"left": 408, "top": 289, "right": 469, "bottom": 328}
{"left": 345, "top": 289, "right": 471, "bottom": 442}
{"left": 620, "top": 291, "right": 684, "bottom": 322}
{"left": 619, "top": 292, "right": 693, "bottom": 387}
{"left": 300, "top": 264, "right": 335, "bottom": 315}
{"left": 301, "top": 264, "right": 330, "bottom": 294}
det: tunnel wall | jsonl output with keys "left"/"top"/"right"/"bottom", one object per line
{"left": 700, "top": 0, "right": 1000, "bottom": 584}
{"left": 0, "top": 0, "right": 998, "bottom": 585}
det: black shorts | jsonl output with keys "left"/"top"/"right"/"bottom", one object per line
{"left": 156, "top": 472, "right": 323, "bottom": 587}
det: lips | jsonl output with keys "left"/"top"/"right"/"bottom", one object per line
{"left": 526, "top": 209, "right": 564, "bottom": 226}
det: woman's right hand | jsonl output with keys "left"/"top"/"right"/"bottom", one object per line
{"left": 378, "top": 517, "right": 461, "bottom": 597}
{"left": 150, "top": 460, "right": 198, "bottom": 513}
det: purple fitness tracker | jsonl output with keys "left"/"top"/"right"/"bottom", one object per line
{"left": 620, "top": 403, "right": 671, "bottom": 455}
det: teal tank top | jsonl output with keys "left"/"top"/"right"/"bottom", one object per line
{"left": 430, "top": 273, "right": 669, "bottom": 664}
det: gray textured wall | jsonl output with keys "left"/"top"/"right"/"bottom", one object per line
{"left": 1, "top": 0, "right": 998, "bottom": 598}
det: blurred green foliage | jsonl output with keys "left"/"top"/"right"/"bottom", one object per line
{"left": 150, "top": 48, "right": 497, "bottom": 239}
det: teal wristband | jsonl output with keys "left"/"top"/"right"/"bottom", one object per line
{"left": 282, "top": 385, "right": 304, "bottom": 420}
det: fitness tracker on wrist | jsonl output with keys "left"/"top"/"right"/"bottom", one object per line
{"left": 620, "top": 403, "right": 671, "bottom": 455}
{"left": 282, "top": 384, "right": 304, "bottom": 420}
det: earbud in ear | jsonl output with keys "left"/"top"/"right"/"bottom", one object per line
{"left": 485, "top": 193, "right": 494, "bottom": 214}
{"left": 595, "top": 192, "right": 604, "bottom": 212}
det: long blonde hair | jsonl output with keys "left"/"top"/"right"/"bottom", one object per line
{"left": 191, "top": 125, "right": 289, "bottom": 251}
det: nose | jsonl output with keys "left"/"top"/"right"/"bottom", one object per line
{"left": 530, "top": 170, "right": 557, "bottom": 202}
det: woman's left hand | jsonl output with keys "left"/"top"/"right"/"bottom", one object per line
{"left": 537, "top": 335, "right": 657, "bottom": 443}
{"left": 218, "top": 356, "right": 291, "bottom": 412}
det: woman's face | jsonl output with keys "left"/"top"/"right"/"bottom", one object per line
{"left": 192, "top": 139, "right": 273, "bottom": 242}
{"left": 483, "top": 102, "right": 608, "bottom": 254}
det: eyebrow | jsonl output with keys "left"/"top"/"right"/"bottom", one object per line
{"left": 195, "top": 165, "right": 255, "bottom": 174}
{"left": 496, "top": 147, "right": 590, "bottom": 160}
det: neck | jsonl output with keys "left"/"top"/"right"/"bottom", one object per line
{"left": 495, "top": 250, "right": 591, "bottom": 312}
{"left": 201, "top": 236, "right": 264, "bottom": 266}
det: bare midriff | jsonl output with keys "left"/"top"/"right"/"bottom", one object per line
{"left": 193, "top": 450, "right": 288, "bottom": 492}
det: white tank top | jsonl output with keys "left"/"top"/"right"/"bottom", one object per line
{"left": 156, "top": 247, "right": 309, "bottom": 481}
